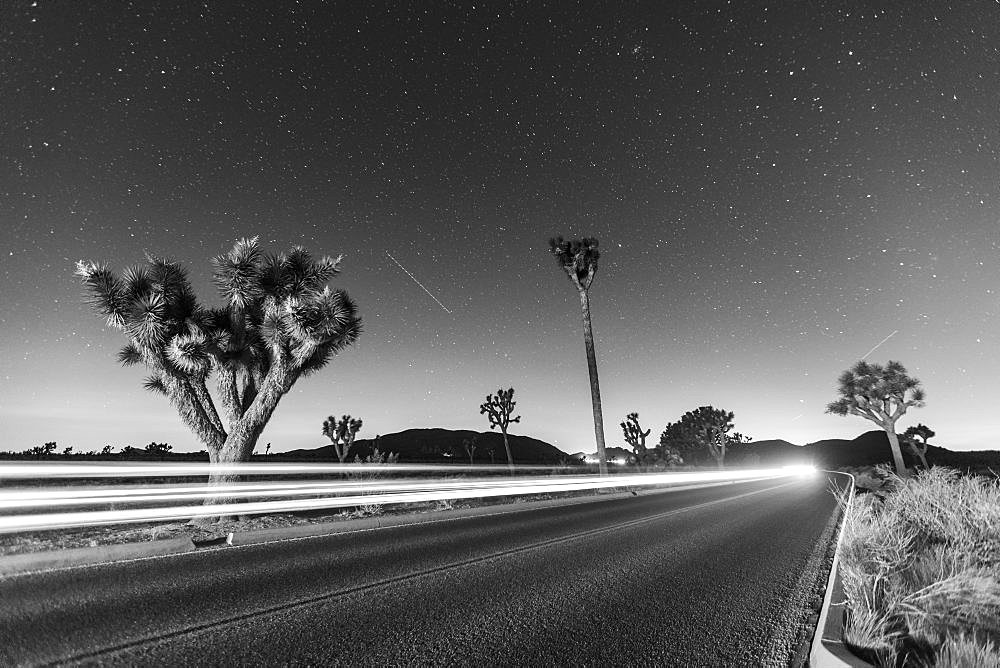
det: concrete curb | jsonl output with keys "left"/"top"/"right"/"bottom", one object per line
{"left": 809, "top": 472, "right": 871, "bottom": 667}
{"left": 226, "top": 479, "right": 744, "bottom": 546}
{"left": 0, "top": 534, "right": 197, "bottom": 577}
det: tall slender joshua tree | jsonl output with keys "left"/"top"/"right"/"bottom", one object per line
{"left": 826, "top": 360, "right": 925, "bottom": 476}
{"left": 75, "top": 237, "right": 362, "bottom": 520}
{"left": 549, "top": 236, "right": 608, "bottom": 475}
{"left": 480, "top": 388, "right": 520, "bottom": 475}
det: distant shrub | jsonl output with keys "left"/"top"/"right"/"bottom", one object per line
{"left": 25, "top": 442, "right": 57, "bottom": 458}
{"left": 350, "top": 448, "right": 400, "bottom": 516}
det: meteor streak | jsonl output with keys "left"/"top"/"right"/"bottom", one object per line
{"left": 385, "top": 251, "right": 452, "bottom": 314}
{"left": 861, "top": 329, "right": 899, "bottom": 361}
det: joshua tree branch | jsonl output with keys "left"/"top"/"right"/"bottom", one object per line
{"left": 192, "top": 375, "right": 226, "bottom": 436}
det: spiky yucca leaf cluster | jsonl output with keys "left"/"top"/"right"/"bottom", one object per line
{"left": 480, "top": 388, "right": 521, "bottom": 431}
{"left": 826, "top": 360, "right": 926, "bottom": 423}
{"left": 76, "top": 237, "right": 361, "bottom": 454}
{"left": 548, "top": 236, "right": 600, "bottom": 290}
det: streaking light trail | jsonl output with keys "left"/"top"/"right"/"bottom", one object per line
{"left": 860, "top": 329, "right": 899, "bottom": 361}
{"left": 385, "top": 250, "right": 453, "bottom": 314}
{"left": 0, "top": 463, "right": 815, "bottom": 533}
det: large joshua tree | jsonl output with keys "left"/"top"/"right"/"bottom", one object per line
{"left": 75, "top": 237, "right": 362, "bottom": 505}
{"left": 549, "top": 236, "right": 608, "bottom": 475}
{"left": 826, "top": 360, "right": 925, "bottom": 476}
{"left": 480, "top": 387, "right": 520, "bottom": 475}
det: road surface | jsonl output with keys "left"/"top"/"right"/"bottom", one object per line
{"left": 0, "top": 475, "right": 841, "bottom": 667}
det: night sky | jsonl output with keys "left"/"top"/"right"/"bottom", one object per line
{"left": 3, "top": 2, "right": 999, "bottom": 455}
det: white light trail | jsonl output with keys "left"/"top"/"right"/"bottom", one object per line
{"left": 0, "top": 466, "right": 816, "bottom": 533}
{"left": 0, "top": 462, "right": 554, "bottom": 479}
{"left": 860, "top": 329, "right": 898, "bottom": 361}
{"left": 384, "top": 250, "right": 453, "bottom": 314}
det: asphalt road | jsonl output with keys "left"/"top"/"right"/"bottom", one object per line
{"left": 0, "top": 475, "right": 842, "bottom": 667}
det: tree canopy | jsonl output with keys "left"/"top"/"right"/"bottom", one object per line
{"left": 76, "top": 237, "right": 362, "bottom": 470}
{"left": 826, "top": 360, "right": 925, "bottom": 475}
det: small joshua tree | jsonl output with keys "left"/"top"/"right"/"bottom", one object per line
{"left": 462, "top": 436, "right": 478, "bottom": 465}
{"left": 621, "top": 412, "right": 652, "bottom": 467}
{"left": 826, "top": 360, "right": 925, "bottom": 476}
{"left": 902, "top": 423, "right": 935, "bottom": 470}
{"left": 549, "top": 236, "right": 608, "bottom": 475}
{"left": 323, "top": 414, "right": 363, "bottom": 463}
{"left": 480, "top": 387, "right": 521, "bottom": 474}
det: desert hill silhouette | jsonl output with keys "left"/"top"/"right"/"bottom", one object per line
{"left": 283, "top": 428, "right": 567, "bottom": 465}
{"left": 744, "top": 431, "right": 998, "bottom": 471}
{"left": 281, "top": 427, "right": 998, "bottom": 471}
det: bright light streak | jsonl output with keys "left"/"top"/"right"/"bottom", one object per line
{"left": 0, "top": 462, "right": 556, "bottom": 479}
{"left": 781, "top": 464, "right": 817, "bottom": 476}
{"left": 0, "top": 466, "right": 816, "bottom": 533}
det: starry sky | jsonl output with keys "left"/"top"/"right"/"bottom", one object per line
{"left": 3, "top": 1, "right": 999, "bottom": 455}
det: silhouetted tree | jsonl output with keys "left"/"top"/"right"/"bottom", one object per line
{"left": 480, "top": 387, "right": 521, "bottom": 474}
{"left": 76, "top": 237, "right": 361, "bottom": 522}
{"left": 120, "top": 445, "right": 141, "bottom": 459}
{"left": 462, "top": 436, "right": 478, "bottom": 465}
{"left": 145, "top": 442, "right": 172, "bottom": 459}
{"left": 902, "top": 423, "right": 935, "bottom": 470}
{"left": 26, "top": 442, "right": 57, "bottom": 459}
{"left": 62, "top": 446, "right": 74, "bottom": 456}
{"left": 100, "top": 444, "right": 114, "bottom": 455}
{"left": 621, "top": 412, "right": 653, "bottom": 467}
{"left": 826, "top": 360, "right": 925, "bottom": 476}
{"left": 323, "top": 414, "right": 363, "bottom": 463}
{"left": 661, "top": 407, "right": 735, "bottom": 468}
{"left": 658, "top": 421, "right": 695, "bottom": 465}
{"left": 549, "top": 236, "right": 608, "bottom": 475}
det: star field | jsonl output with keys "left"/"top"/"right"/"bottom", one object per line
{"left": 2, "top": 1, "right": 999, "bottom": 453}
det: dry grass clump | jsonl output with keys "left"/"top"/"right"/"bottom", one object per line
{"left": 838, "top": 466, "right": 1000, "bottom": 667}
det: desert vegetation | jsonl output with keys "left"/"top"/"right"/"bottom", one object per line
{"left": 479, "top": 387, "right": 521, "bottom": 474}
{"left": 838, "top": 466, "right": 1000, "bottom": 666}
{"left": 826, "top": 360, "right": 926, "bottom": 476}
{"left": 74, "top": 237, "right": 361, "bottom": 519}
{"left": 322, "top": 414, "right": 363, "bottom": 463}
{"left": 549, "top": 236, "right": 609, "bottom": 475}
{"left": 658, "top": 406, "right": 749, "bottom": 469}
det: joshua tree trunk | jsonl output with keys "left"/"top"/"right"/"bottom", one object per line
{"left": 578, "top": 289, "right": 608, "bottom": 476}
{"left": 907, "top": 441, "right": 929, "bottom": 470}
{"left": 193, "top": 374, "right": 286, "bottom": 525}
{"left": 501, "top": 429, "right": 515, "bottom": 475}
{"left": 883, "top": 427, "right": 908, "bottom": 476}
